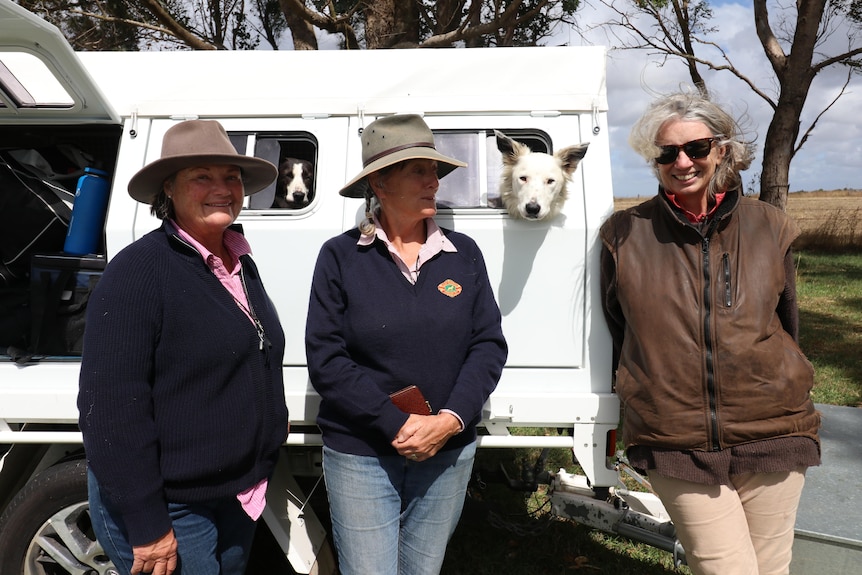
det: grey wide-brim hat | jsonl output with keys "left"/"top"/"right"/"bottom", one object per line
{"left": 127, "top": 120, "right": 278, "bottom": 204}
{"left": 339, "top": 114, "right": 467, "bottom": 198}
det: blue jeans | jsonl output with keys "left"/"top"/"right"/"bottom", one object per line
{"left": 322, "top": 441, "right": 476, "bottom": 575}
{"left": 88, "top": 469, "right": 256, "bottom": 575}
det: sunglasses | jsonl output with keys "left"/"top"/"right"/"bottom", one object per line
{"left": 655, "top": 137, "right": 717, "bottom": 165}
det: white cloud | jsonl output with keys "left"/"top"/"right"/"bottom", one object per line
{"left": 563, "top": 1, "right": 862, "bottom": 196}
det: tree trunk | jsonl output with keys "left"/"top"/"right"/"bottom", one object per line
{"left": 759, "top": 107, "right": 796, "bottom": 211}
{"left": 756, "top": 0, "right": 825, "bottom": 210}
{"left": 364, "top": 0, "right": 418, "bottom": 48}
{"left": 280, "top": 0, "right": 318, "bottom": 50}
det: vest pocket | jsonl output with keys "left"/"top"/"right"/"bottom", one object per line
{"left": 722, "top": 252, "right": 732, "bottom": 307}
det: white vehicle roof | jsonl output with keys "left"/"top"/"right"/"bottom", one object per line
{"left": 1, "top": 0, "right": 607, "bottom": 123}
{"left": 75, "top": 47, "right": 608, "bottom": 119}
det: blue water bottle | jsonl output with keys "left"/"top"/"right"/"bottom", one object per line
{"left": 64, "top": 167, "right": 111, "bottom": 256}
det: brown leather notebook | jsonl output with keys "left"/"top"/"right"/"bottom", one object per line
{"left": 389, "top": 385, "right": 432, "bottom": 415}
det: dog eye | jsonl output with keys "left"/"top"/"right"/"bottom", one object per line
{"left": 519, "top": 175, "right": 528, "bottom": 182}
{"left": 546, "top": 179, "right": 555, "bottom": 185}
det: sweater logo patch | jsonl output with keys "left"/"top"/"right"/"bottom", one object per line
{"left": 438, "top": 279, "right": 462, "bottom": 298}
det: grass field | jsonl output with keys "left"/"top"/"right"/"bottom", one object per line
{"left": 441, "top": 191, "right": 862, "bottom": 575}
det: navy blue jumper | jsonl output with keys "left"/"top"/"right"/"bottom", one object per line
{"left": 78, "top": 221, "right": 288, "bottom": 546}
{"left": 305, "top": 226, "right": 507, "bottom": 457}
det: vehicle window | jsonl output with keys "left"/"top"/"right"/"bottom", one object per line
{"left": 227, "top": 129, "right": 550, "bottom": 212}
{"left": 0, "top": 52, "right": 74, "bottom": 110}
{"left": 434, "top": 130, "right": 550, "bottom": 209}
{"left": 228, "top": 131, "right": 318, "bottom": 211}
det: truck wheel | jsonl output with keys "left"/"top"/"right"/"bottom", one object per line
{"left": 0, "top": 458, "right": 117, "bottom": 575}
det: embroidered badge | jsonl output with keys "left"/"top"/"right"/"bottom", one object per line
{"left": 438, "top": 279, "right": 462, "bottom": 298}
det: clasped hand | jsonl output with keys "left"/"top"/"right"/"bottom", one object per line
{"left": 391, "top": 412, "right": 461, "bottom": 462}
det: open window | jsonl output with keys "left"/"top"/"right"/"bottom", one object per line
{"left": 434, "top": 129, "right": 550, "bottom": 210}
{"left": 227, "top": 131, "right": 318, "bottom": 211}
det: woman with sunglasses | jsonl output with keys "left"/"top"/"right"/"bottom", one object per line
{"left": 599, "top": 92, "right": 820, "bottom": 575}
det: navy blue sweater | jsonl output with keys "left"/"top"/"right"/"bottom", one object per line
{"left": 305, "top": 226, "right": 507, "bottom": 456}
{"left": 78, "top": 222, "right": 287, "bottom": 546}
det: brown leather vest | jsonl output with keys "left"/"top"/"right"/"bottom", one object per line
{"left": 600, "top": 192, "right": 820, "bottom": 452}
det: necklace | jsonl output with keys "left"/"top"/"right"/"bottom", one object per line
{"left": 236, "top": 269, "right": 271, "bottom": 355}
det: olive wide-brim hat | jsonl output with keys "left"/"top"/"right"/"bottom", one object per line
{"left": 127, "top": 120, "right": 278, "bottom": 204}
{"left": 338, "top": 114, "right": 467, "bottom": 198}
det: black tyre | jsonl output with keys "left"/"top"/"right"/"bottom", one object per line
{"left": 0, "top": 458, "right": 117, "bottom": 575}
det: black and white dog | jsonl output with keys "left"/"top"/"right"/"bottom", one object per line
{"left": 272, "top": 158, "right": 314, "bottom": 208}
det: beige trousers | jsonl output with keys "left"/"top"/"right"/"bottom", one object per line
{"left": 649, "top": 468, "right": 806, "bottom": 575}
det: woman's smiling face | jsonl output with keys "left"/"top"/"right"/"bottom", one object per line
{"left": 656, "top": 119, "right": 725, "bottom": 213}
{"left": 168, "top": 164, "right": 244, "bottom": 236}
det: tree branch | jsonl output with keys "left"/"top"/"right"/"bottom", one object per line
{"left": 753, "top": 0, "right": 786, "bottom": 75}
{"left": 136, "top": 0, "right": 217, "bottom": 49}
{"left": 75, "top": 11, "right": 175, "bottom": 37}
{"left": 420, "top": 0, "right": 556, "bottom": 47}
{"left": 795, "top": 68, "right": 852, "bottom": 155}
{"left": 279, "top": 0, "right": 361, "bottom": 49}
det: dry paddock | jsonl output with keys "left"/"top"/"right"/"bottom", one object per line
{"left": 614, "top": 190, "right": 862, "bottom": 250}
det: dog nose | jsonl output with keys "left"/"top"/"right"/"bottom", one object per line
{"left": 525, "top": 202, "right": 541, "bottom": 217}
{"left": 292, "top": 192, "right": 306, "bottom": 202}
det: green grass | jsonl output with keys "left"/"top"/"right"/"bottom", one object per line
{"left": 441, "top": 249, "right": 862, "bottom": 574}
{"left": 796, "top": 250, "right": 862, "bottom": 407}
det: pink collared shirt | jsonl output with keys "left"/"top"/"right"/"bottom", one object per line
{"left": 358, "top": 215, "right": 457, "bottom": 284}
{"left": 172, "top": 221, "right": 268, "bottom": 521}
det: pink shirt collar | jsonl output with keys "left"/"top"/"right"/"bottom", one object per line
{"left": 172, "top": 221, "right": 252, "bottom": 271}
{"left": 172, "top": 220, "right": 252, "bottom": 320}
{"left": 358, "top": 215, "right": 457, "bottom": 283}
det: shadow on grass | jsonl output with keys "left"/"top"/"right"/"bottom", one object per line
{"left": 799, "top": 306, "right": 862, "bottom": 402}
{"left": 443, "top": 497, "right": 685, "bottom": 575}
{"left": 796, "top": 251, "right": 862, "bottom": 406}
{"left": 442, "top": 447, "right": 687, "bottom": 575}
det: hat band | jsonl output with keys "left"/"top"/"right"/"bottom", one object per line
{"left": 364, "top": 142, "right": 436, "bottom": 167}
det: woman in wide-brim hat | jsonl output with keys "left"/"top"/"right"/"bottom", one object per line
{"left": 306, "top": 114, "right": 507, "bottom": 575}
{"left": 128, "top": 119, "right": 276, "bottom": 258}
{"left": 79, "top": 119, "right": 288, "bottom": 575}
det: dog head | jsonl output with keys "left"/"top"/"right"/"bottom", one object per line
{"left": 272, "top": 158, "right": 314, "bottom": 208}
{"left": 495, "top": 131, "right": 589, "bottom": 221}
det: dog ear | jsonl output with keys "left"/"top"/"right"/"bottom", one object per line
{"left": 495, "top": 130, "right": 530, "bottom": 165}
{"left": 556, "top": 143, "right": 590, "bottom": 176}
{"left": 494, "top": 130, "right": 515, "bottom": 157}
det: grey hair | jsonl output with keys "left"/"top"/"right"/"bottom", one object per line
{"left": 629, "top": 92, "right": 755, "bottom": 197}
{"left": 359, "top": 191, "right": 379, "bottom": 236}
{"left": 150, "top": 175, "right": 177, "bottom": 220}
{"left": 359, "top": 162, "right": 406, "bottom": 236}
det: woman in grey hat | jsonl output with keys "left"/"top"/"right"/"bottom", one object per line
{"left": 306, "top": 114, "right": 508, "bottom": 575}
{"left": 78, "top": 120, "right": 288, "bottom": 575}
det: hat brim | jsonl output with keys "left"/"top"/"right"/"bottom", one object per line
{"left": 338, "top": 148, "right": 467, "bottom": 198}
{"left": 128, "top": 154, "right": 279, "bottom": 204}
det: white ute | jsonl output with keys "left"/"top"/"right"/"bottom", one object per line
{"left": 0, "top": 1, "right": 684, "bottom": 573}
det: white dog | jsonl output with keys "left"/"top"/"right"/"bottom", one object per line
{"left": 495, "top": 131, "right": 589, "bottom": 221}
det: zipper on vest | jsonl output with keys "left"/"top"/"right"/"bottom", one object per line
{"left": 701, "top": 237, "right": 721, "bottom": 451}
{"left": 722, "top": 252, "right": 732, "bottom": 307}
